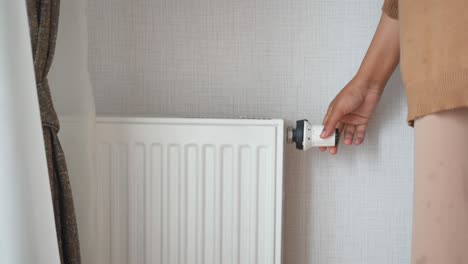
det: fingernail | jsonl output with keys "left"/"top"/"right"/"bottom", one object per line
{"left": 320, "top": 129, "right": 326, "bottom": 138}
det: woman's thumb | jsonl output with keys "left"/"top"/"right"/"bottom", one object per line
{"left": 321, "top": 107, "right": 343, "bottom": 138}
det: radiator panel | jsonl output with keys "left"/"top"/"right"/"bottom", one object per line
{"left": 95, "top": 117, "right": 284, "bottom": 264}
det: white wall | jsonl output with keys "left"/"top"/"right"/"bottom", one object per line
{"left": 86, "top": 0, "right": 414, "bottom": 263}
{"left": 0, "top": 1, "right": 60, "bottom": 263}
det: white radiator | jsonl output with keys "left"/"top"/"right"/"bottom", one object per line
{"left": 94, "top": 117, "right": 284, "bottom": 264}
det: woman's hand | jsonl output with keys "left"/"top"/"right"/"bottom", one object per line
{"left": 320, "top": 13, "right": 400, "bottom": 155}
{"left": 320, "top": 78, "right": 383, "bottom": 154}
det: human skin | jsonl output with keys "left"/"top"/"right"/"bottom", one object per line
{"left": 319, "top": 13, "right": 400, "bottom": 155}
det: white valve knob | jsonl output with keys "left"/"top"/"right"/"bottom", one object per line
{"left": 287, "top": 119, "right": 339, "bottom": 151}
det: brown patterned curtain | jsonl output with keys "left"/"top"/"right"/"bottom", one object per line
{"left": 25, "top": 0, "right": 81, "bottom": 263}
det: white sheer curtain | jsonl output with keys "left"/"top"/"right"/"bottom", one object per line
{"left": 48, "top": 0, "right": 97, "bottom": 263}
{"left": 0, "top": 1, "right": 60, "bottom": 263}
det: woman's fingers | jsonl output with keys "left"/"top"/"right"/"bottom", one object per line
{"left": 321, "top": 102, "right": 334, "bottom": 131}
{"left": 354, "top": 124, "right": 367, "bottom": 145}
{"left": 321, "top": 104, "right": 344, "bottom": 139}
{"left": 344, "top": 124, "right": 356, "bottom": 145}
{"left": 341, "top": 113, "right": 369, "bottom": 125}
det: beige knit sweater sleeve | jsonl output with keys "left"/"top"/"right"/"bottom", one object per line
{"left": 382, "top": 0, "right": 399, "bottom": 19}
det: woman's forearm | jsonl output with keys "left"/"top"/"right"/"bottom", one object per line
{"left": 355, "top": 13, "right": 400, "bottom": 92}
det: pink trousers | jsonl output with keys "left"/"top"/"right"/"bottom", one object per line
{"left": 412, "top": 108, "right": 468, "bottom": 263}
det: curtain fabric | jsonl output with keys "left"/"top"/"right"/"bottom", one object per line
{"left": 25, "top": 0, "right": 81, "bottom": 263}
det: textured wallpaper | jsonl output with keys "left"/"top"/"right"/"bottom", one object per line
{"left": 88, "top": 0, "right": 414, "bottom": 263}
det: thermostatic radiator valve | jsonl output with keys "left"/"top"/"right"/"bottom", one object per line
{"left": 287, "top": 119, "right": 339, "bottom": 151}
